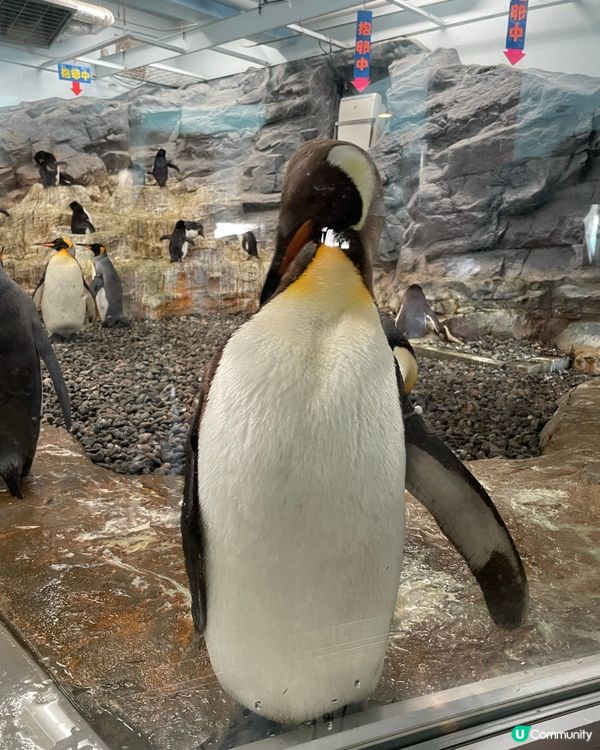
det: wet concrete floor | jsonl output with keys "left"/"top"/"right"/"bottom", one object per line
{"left": 0, "top": 380, "right": 599, "bottom": 749}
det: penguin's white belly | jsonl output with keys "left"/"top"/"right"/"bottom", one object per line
{"left": 41, "top": 263, "right": 86, "bottom": 336}
{"left": 198, "top": 299, "right": 406, "bottom": 723}
{"left": 96, "top": 288, "right": 108, "bottom": 321}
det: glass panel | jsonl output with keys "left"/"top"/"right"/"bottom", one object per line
{"left": 0, "top": 3, "right": 599, "bottom": 749}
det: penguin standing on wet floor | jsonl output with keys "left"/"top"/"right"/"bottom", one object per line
{"left": 181, "top": 139, "right": 528, "bottom": 725}
{"left": 33, "top": 237, "right": 96, "bottom": 339}
{"left": 34, "top": 151, "right": 78, "bottom": 188}
{"left": 0, "top": 251, "right": 71, "bottom": 498}
{"left": 160, "top": 220, "right": 192, "bottom": 262}
{"left": 150, "top": 148, "right": 180, "bottom": 188}
{"left": 69, "top": 201, "right": 96, "bottom": 234}
{"left": 79, "top": 243, "right": 129, "bottom": 328}
{"left": 241, "top": 230, "right": 259, "bottom": 259}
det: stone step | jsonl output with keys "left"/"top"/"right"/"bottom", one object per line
{"left": 412, "top": 343, "right": 570, "bottom": 372}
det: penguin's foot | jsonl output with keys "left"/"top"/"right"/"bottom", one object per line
{"left": 218, "top": 706, "right": 290, "bottom": 749}
{"left": 49, "top": 333, "right": 69, "bottom": 343}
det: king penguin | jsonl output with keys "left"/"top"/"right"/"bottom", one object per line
{"left": 0, "top": 252, "right": 71, "bottom": 498}
{"left": 33, "top": 237, "right": 96, "bottom": 339}
{"left": 181, "top": 139, "right": 528, "bottom": 724}
{"left": 79, "top": 243, "right": 129, "bottom": 327}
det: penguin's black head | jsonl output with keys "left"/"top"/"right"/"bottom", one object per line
{"left": 260, "top": 139, "right": 383, "bottom": 305}
{"left": 78, "top": 243, "right": 105, "bottom": 256}
{"left": 36, "top": 237, "right": 72, "bottom": 252}
{"left": 175, "top": 220, "right": 186, "bottom": 230}
{"left": 34, "top": 150, "right": 54, "bottom": 166}
{"left": 69, "top": 201, "right": 82, "bottom": 211}
{"left": 157, "top": 148, "right": 166, "bottom": 157}
{"left": 185, "top": 221, "right": 204, "bottom": 236}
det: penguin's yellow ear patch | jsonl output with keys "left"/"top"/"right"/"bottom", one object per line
{"left": 393, "top": 346, "right": 418, "bottom": 394}
{"left": 63, "top": 236, "right": 74, "bottom": 248}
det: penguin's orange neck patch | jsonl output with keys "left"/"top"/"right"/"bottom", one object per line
{"left": 282, "top": 244, "right": 372, "bottom": 308}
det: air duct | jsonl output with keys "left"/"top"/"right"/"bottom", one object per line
{"left": 50, "top": 0, "right": 114, "bottom": 36}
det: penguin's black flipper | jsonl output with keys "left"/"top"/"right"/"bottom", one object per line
{"left": 402, "top": 403, "right": 528, "bottom": 629}
{"left": 182, "top": 397, "right": 206, "bottom": 633}
{"left": 32, "top": 317, "right": 72, "bottom": 430}
{"left": 90, "top": 275, "right": 104, "bottom": 296}
{"left": 182, "top": 345, "right": 227, "bottom": 633}
{"left": 159, "top": 234, "right": 172, "bottom": 241}
{"left": 32, "top": 275, "right": 45, "bottom": 308}
{"left": 83, "top": 282, "right": 97, "bottom": 322}
{"left": 167, "top": 162, "right": 181, "bottom": 172}
{"left": 59, "top": 172, "right": 79, "bottom": 186}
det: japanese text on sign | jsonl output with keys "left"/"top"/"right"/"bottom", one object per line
{"left": 505, "top": 0, "right": 529, "bottom": 50}
{"left": 58, "top": 64, "right": 92, "bottom": 83}
{"left": 354, "top": 10, "right": 373, "bottom": 82}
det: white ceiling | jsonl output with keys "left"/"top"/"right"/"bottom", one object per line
{"left": 0, "top": 0, "right": 599, "bottom": 102}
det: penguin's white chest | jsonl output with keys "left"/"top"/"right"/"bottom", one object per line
{"left": 41, "top": 257, "right": 86, "bottom": 336}
{"left": 92, "top": 267, "right": 108, "bottom": 321}
{"left": 197, "top": 273, "right": 406, "bottom": 723}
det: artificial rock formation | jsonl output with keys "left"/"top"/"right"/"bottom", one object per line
{"left": 0, "top": 39, "right": 599, "bottom": 347}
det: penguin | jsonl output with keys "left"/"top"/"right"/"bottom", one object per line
{"left": 34, "top": 151, "right": 78, "bottom": 188}
{"left": 0, "top": 252, "right": 71, "bottom": 498}
{"left": 69, "top": 201, "right": 96, "bottom": 235}
{"left": 32, "top": 237, "right": 96, "bottom": 339}
{"left": 184, "top": 221, "right": 203, "bottom": 241}
{"left": 79, "top": 243, "right": 130, "bottom": 328}
{"left": 395, "top": 284, "right": 442, "bottom": 339}
{"left": 181, "top": 139, "right": 528, "bottom": 724}
{"left": 241, "top": 230, "right": 259, "bottom": 259}
{"left": 160, "top": 220, "right": 192, "bottom": 262}
{"left": 150, "top": 148, "right": 180, "bottom": 188}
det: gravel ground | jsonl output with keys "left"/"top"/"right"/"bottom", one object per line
{"left": 42, "top": 315, "right": 590, "bottom": 475}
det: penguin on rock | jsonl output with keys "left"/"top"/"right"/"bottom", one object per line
{"left": 34, "top": 151, "right": 78, "bottom": 188}
{"left": 181, "top": 139, "right": 528, "bottom": 724}
{"left": 241, "top": 230, "right": 259, "bottom": 259}
{"left": 150, "top": 148, "right": 180, "bottom": 188}
{"left": 160, "top": 220, "right": 193, "bottom": 262}
{"left": 69, "top": 201, "right": 96, "bottom": 234}
{"left": 33, "top": 237, "right": 96, "bottom": 339}
{"left": 0, "top": 249, "right": 71, "bottom": 498}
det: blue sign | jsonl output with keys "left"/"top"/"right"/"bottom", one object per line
{"left": 352, "top": 10, "right": 372, "bottom": 92}
{"left": 505, "top": 0, "right": 529, "bottom": 50}
{"left": 58, "top": 63, "right": 92, "bottom": 83}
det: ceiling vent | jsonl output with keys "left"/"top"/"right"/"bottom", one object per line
{"left": 0, "top": 0, "right": 73, "bottom": 47}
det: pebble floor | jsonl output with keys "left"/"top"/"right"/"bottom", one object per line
{"left": 42, "top": 315, "right": 590, "bottom": 475}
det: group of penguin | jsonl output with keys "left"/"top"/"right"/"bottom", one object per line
{"left": 35, "top": 147, "right": 179, "bottom": 190}
{"left": 1, "top": 138, "right": 528, "bottom": 729}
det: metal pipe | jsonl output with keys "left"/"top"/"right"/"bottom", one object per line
{"left": 47, "top": 0, "right": 114, "bottom": 30}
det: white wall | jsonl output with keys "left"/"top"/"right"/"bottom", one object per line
{"left": 0, "top": 60, "right": 131, "bottom": 107}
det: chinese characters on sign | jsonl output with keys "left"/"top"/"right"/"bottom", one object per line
{"left": 504, "top": 0, "right": 529, "bottom": 65}
{"left": 58, "top": 64, "right": 93, "bottom": 83}
{"left": 352, "top": 10, "right": 372, "bottom": 92}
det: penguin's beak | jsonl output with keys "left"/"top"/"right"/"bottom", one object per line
{"left": 34, "top": 242, "right": 56, "bottom": 248}
{"left": 77, "top": 244, "right": 93, "bottom": 250}
{"left": 260, "top": 220, "right": 314, "bottom": 304}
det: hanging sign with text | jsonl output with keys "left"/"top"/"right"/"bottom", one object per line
{"left": 352, "top": 10, "right": 372, "bottom": 93}
{"left": 504, "top": 0, "right": 529, "bottom": 65}
{"left": 58, "top": 63, "right": 92, "bottom": 95}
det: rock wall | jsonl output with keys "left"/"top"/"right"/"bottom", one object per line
{"left": 0, "top": 39, "right": 599, "bottom": 331}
